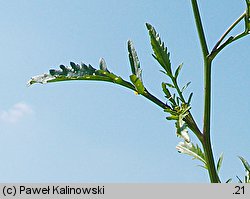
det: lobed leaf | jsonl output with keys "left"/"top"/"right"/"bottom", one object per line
{"left": 146, "top": 23, "right": 172, "bottom": 76}
{"left": 128, "top": 40, "right": 142, "bottom": 81}
{"left": 176, "top": 141, "right": 207, "bottom": 167}
{"left": 27, "top": 60, "right": 128, "bottom": 87}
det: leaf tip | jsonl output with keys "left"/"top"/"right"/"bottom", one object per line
{"left": 99, "top": 58, "right": 108, "bottom": 72}
{"left": 145, "top": 23, "right": 152, "bottom": 30}
{"left": 27, "top": 74, "right": 55, "bottom": 86}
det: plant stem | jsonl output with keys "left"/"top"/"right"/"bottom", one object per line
{"left": 172, "top": 78, "right": 185, "bottom": 103}
{"left": 115, "top": 79, "right": 172, "bottom": 110}
{"left": 50, "top": 76, "right": 172, "bottom": 110}
{"left": 210, "top": 32, "right": 248, "bottom": 59}
{"left": 172, "top": 76, "right": 204, "bottom": 141}
{"left": 211, "top": 12, "right": 246, "bottom": 53}
{"left": 210, "top": 12, "right": 247, "bottom": 59}
{"left": 191, "top": 0, "right": 220, "bottom": 183}
{"left": 118, "top": 79, "right": 205, "bottom": 142}
{"left": 191, "top": 0, "right": 209, "bottom": 59}
{"left": 202, "top": 59, "right": 220, "bottom": 183}
{"left": 184, "top": 113, "right": 203, "bottom": 142}
{"left": 142, "top": 89, "right": 171, "bottom": 109}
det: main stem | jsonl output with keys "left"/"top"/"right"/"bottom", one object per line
{"left": 202, "top": 58, "right": 220, "bottom": 183}
{"left": 191, "top": 0, "right": 219, "bottom": 183}
{"left": 191, "top": 0, "right": 209, "bottom": 57}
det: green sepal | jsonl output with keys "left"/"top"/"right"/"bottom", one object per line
{"left": 130, "top": 74, "right": 145, "bottom": 94}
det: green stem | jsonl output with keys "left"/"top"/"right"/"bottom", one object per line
{"left": 184, "top": 113, "right": 203, "bottom": 142}
{"left": 53, "top": 76, "right": 204, "bottom": 140}
{"left": 210, "top": 32, "right": 248, "bottom": 59}
{"left": 171, "top": 78, "right": 204, "bottom": 141}
{"left": 191, "top": 0, "right": 219, "bottom": 183}
{"left": 191, "top": 0, "right": 209, "bottom": 59}
{"left": 119, "top": 80, "right": 173, "bottom": 110}
{"left": 172, "top": 78, "right": 185, "bottom": 103}
{"left": 211, "top": 12, "right": 246, "bottom": 52}
{"left": 118, "top": 79, "right": 204, "bottom": 142}
{"left": 113, "top": 79, "right": 172, "bottom": 110}
{"left": 210, "top": 12, "right": 247, "bottom": 59}
{"left": 202, "top": 59, "right": 220, "bottom": 183}
{"left": 142, "top": 89, "right": 171, "bottom": 110}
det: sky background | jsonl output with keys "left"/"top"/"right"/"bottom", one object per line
{"left": 0, "top": 0, "right": 249, "bottom": 183}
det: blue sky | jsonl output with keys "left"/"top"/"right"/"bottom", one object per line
{"left": 0, "top": 0, "right": 249, "bottom": 182}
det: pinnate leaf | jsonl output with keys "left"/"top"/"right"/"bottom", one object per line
{"left": 28, "top": 60, "right": 127, "bottom": 87}
{"left": 128, "top": 40, "right": 142, "bottom": 81}
{"left": 146, "top": 23, "right": 172, "bottom": 76}
{"left": 176, "top": 141, "right": 207, "bottom": 167}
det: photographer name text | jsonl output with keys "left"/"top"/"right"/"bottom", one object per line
{"left": 2, "top": 185, "right": 104, "bottom": 196}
